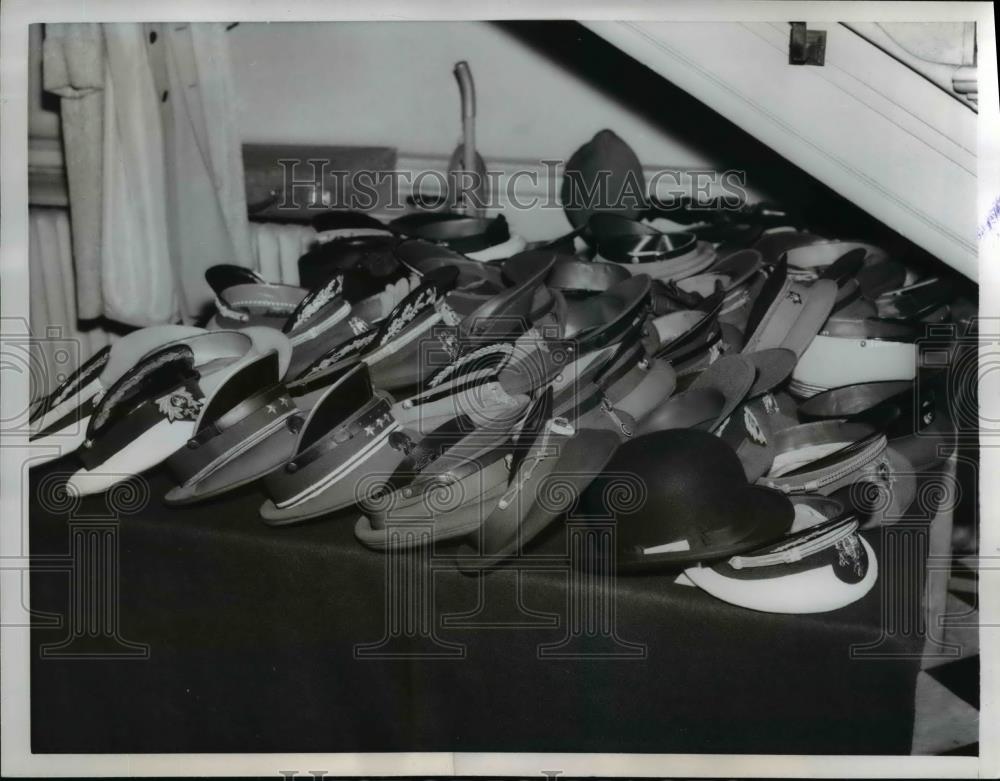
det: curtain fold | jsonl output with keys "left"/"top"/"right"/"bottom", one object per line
{"left": 248, "top": 221, "right": 316, "bottom": 285}
{"left": 155, "top": 22, "right": 254, "bottom": 321}
{"left": 101, "top": 24, "right": 178, "bottom": 325}
{"left": 41, "top": 22, "right": 251, "bottom": 328}
{"left": 28, "top": 208, "right": 119, "bottom": 402}
{"left": 26, "top": 209, "right": 309, "bottom": 400}
{"left": 42, "top": 23, "right": 105, "bottom": 319}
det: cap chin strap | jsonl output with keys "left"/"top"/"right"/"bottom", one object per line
{"left": 214, "top": 291, "right": 300, "bottom": 323}
{"left": 728, "top": 518, "right": 858, "bottom": 569}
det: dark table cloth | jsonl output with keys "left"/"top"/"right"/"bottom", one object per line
{"left": 29, "top": 456, "right": 926, "bottom": 755}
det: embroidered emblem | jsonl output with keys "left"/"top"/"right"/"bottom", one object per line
{"left": 290, "top": 275, "right": 344, "bottom": 331}
{"left": 875, "top": 458, "right": 896, "bottom": 487}
{"left": 429, "top": 342, "right": 515, "bottom": 388}
{"left": 388, "top": 431, "right": 415, "bottom": 455}
{"left": 348, "top": 316, "right": 370, "bottom": 335}
{"left": 743, "top": 407, "right": 767, "bottom": 446}
{"left": 920, "top": 396, "right": 936, "bottom": 428}
{"left": 156, "top": 388, "right": 203, "bottom": 423}
{"left": 787, "top": 290, "right": 803, "bottom": 305}
{"left": 438, "top": 300, "right": 462, "bottom": 326}
{"left": 380, "top": 286, "right": 438, "bottom": 346}
{"left": 835, "top": 535, "right": 864, "bottom": 577}
{"left": 761, "top": 393, "right": 779, "bottom": 416}
{"left": 43, "top": 349, "right": 110, "bottom": 413}
{"left": 91, "top": 348, "right": 192, "bottom": 432}
{"left": 307, "top": 329, "right": 380, "bottom": 377}
{"left": 438, "top": 329, "right": 461, "bottom": 362}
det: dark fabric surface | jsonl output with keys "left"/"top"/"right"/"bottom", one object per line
{"left": 29, "top": 455, "right": 925, "bottom": 755}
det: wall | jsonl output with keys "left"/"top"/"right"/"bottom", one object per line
{"left": 29, "top": 21, "right": 823, "bottom": 240}
{"left": 228, "top": 20, "right": 789, "bottom": 238}
{"left": 30, "top": 21, "right": 788, "bottom": 239}
{"left": 227, "top": 21, "right": 722, "bottom": 168}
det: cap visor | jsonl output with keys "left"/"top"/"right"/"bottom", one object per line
{"left": 259, "top": 441, "right": 406, "bottom": 526}
{"left": 163, "top": 422, "right": 299, "bottom": 505}
{"left": 68, "top": 420, "right": 192, "bottom": 496}
{"left": 686, "top": 533, "right": 877, "bottom": 613}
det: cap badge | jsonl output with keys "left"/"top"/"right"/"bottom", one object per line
{"left": 383, "top": 286, "right": 438, "bottom": 343}
{"left": 439, "top": 330, "right": 461, "bottom": 362}
{"left": 156, "top": 388, "right": 204, "bottom": 423}
{"left": 438, "top": 300, "right": 462, "bottom": 326}
{"left": 835, "top": 534, "right": 865, "bottom": 578}
{"left": 348, "top": 316, "right": 370, "bottom": 335}
{"left": 743, "top": 407, "right": 767, "bottom": 446}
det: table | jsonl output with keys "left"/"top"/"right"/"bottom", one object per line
{"left": 29, "top": 455, "right": 929, "bottom": 756}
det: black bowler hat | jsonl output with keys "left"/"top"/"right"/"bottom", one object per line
{"left": 579, "top": 428, "right": 794, "bottom": 570}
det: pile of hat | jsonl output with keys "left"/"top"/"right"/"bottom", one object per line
{"left": 29, "top": 129, "right": 974, "bottom": 616}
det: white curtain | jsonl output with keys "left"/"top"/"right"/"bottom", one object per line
{"left": 248, "top": 221, "right": 316, "bottom": 285}
{"left": 42, "top": 22, "right": 253, "bottom": 327}
{"left": 28, "top": 208, "right": 120, "bottom": 402}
